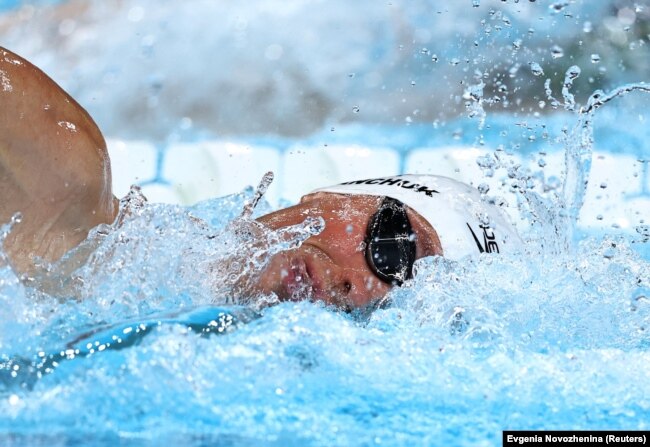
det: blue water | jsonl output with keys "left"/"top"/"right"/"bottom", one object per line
{"left": 0, "top": 105, "right": 649, "bottom": 445}
{"left": 1, "top": 1, "right": 650, "bottom": 446}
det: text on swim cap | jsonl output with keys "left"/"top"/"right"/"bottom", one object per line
{"left": 340, "top": 177, "right": 439, "bottom": 197}
{"left": 466, "top": 223, "right": 500, "bottom": 254}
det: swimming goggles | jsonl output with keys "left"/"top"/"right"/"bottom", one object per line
{"left": 365, "top": 197, "right": 417, "bottom": 286}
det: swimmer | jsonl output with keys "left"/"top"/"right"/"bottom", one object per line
{"left": 0, "top": 46, "right": 522, "bottom": 310}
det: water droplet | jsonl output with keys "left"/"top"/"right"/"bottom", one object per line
{"left": 538, "top": 158, "right": 547, "bottom": 167}
{"left": 472, "top": 0, "right": 480, "bottom": 7}
{"left": 352, "top": 106, "right": 360, "bottom": 113}
{"left": 513, "top": 39, "right": 522, "bottom": 50}
{"left": 635, "top": 224, "right": 650, "bottom": 239}
{"left": 600, "top": 182, "right": 608, "bottom": 189}
{"left": 478, "top": 183, "right": 490, "bottom": 194}
{"left": 551, "top": 45, "right": 564, "bottom": 59}
{"left": 508, "top": 64, "right": 520, "bottom": 78}
{"left": 566, "top": 65, "right": 581, "bottom": 79}
{"left": 449, "top": 58, "right": 460, "bottom": 66}
{"left": 549, "top": 2, "right": 569, "bottom": 14}
{"left": 478, "top": 213, "right": 491, "bottom": 226}
{"left": 618, "top": 7, "right": 636, "bottom": 26}
{"left": 476, "top": 154, "right": 496, "bottom": 169}
{"left": 346, "top": 225, "right": 353, "bottom": 234}
{"left": 431, "top": 54, "right": 439, "bottom": 62}
{"left": 57, "top": 121, "right": 77, "bottom": 132}
{"left": 583, "top": 21, "right": 593, "bottom": 33}
{"left": 529, "top": 62, "right": 544, "bottom": 76}
{"left": 348, "top": 73, "right": 355, "bottom": 78}
{"left": 58, "top": 18, "right": 76, "bottom": 36}
{"left": 127, "top": 6, "right": 145, "bottom": 22}
{"left": 602, "top": 245, "right": 616, "bottom": 259}
{"left": 591, "top": 53, "right": 601, "bottom": 63}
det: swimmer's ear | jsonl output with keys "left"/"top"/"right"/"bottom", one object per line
{"left": 0, "top": 46, "right": 118, "bottom": 274}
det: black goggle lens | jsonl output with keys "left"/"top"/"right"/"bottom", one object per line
{"left": 365, "top": 197, "right": 417, "bottom": 285}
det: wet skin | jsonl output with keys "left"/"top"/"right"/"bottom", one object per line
{"left": 0, "top": 46, "right": 444, "bottom": 309}
{"left": 0, "top": 47, "right": 118, "bottom": 275}
{"left": 255, "top": 192, "right": 443, "bottom": 309}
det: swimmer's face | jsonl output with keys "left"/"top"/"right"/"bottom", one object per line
{"left": 254, "top": 193, "right": 442, "bottom": 310}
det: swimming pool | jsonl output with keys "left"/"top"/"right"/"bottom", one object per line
{"left": 0, "top": 1, "right": 649, "bottom": 445}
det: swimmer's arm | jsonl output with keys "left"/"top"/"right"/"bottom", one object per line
{"left": 0, "top": 47, "right": 118, "bottom": 275}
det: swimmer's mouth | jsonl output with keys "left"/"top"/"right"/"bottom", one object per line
{"left": 282, "top": 257, "right": 322, "bottom": 301}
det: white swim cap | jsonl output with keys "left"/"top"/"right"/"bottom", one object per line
{"left": 311, "top": 174, "right": 523, "bottom": 260}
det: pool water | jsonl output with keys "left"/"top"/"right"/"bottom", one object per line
{"left": 0, "top": 1, "right": 649, "bottom": 446}
{"left": 1, "top": 99, "right": 649, "bottom": 445}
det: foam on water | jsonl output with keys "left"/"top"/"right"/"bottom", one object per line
{"left": 0, "top": 0, "right": 649, "bottom": 443}
{"left": 0, "top": 85, "right": 649, "bottom": 445}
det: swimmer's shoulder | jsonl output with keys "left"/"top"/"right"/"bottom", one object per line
{"left": 0, "top": 47, "right": 118, "bottom": 274}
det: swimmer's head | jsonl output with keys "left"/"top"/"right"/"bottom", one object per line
{"left": 254, "top": 174, "right": 521, "bottom": 310}
{"left": 254, "top": 189, "right": 442, "bottom": 311}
